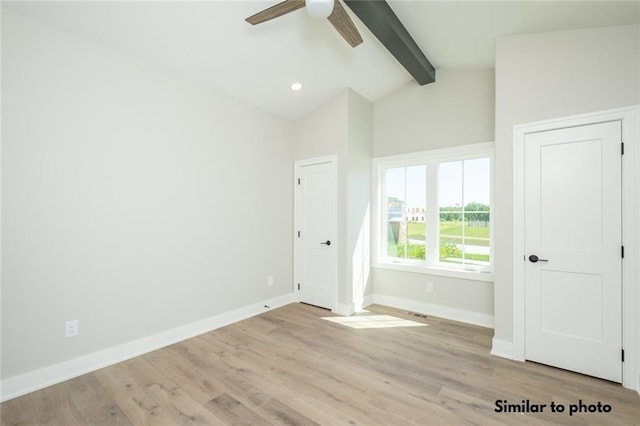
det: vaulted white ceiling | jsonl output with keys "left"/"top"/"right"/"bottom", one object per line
{"left": 4, "top": 1, "right": 639, "bottom": 120}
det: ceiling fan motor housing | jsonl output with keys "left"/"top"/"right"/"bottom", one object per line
{"left": 306, "top": 0, "right": 334, "bottom": 19}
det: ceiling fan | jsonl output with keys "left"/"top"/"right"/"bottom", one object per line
{"left": 245, "top": 0, "right": 363, "bottom": 48}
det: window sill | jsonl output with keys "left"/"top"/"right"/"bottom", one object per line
{"left": 372, "top": 261, "right": 494, "bottom": 282}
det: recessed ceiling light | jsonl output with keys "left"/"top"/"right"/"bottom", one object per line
{"left": 290, "top": 82, "right": 303, "bottom": 91}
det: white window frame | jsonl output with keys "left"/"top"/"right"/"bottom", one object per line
{"left": 372, "top": 142, "right": 494, "bottom": 282}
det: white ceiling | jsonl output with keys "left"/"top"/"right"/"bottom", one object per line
{"left": 4, "top": 1, "right": 640, "bottom": 120}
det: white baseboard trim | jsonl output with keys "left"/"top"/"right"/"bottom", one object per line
{"left": 490, "top": 338, "right": 515, "bottom": 360}
{"left": 370, "top": 295, "right": 494, "bottom": 328}
{"left": 0, "top": 293, "right": 295, "bottom": 402}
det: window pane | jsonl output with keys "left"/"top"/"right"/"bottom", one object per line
{"left": 385, "top": 167, "right": 405, "bottom": 221}
{"left": 438, "top": 157, "right": 491, "bottom": 269}
{"left": 440, "top": 213, "right": 463, "bottom": 237}
{"left": 385, "top": 167, "right": 405, "bottom": 258}
{"left": 463, "top": 159, "right": 491, "bottom": 267}
{"left": 384, "top": 165, "right": 426, "bottom": 261}
{"left": 439, "top": 213, "right": 462, "bottom": 263}
{"left": 464, "top": 211, "right": 490, "bottom": 255}
{"left": 440, "top": 238, "right": 463, "bottom": 263}
{"left": 464, "top": 158, "right": 491, "bottom": 207}
{"left": 438, "top": 161, "right": 463, "bottom": 210}
{"left": 405, "top": 165, "right": 426, "bottom": 208}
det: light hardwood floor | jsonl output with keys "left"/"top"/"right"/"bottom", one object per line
{"left": 1, "top": 303, "right": 639, "bottom": 425}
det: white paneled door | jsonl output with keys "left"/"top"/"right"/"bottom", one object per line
{"left": 294, "top": 158, "right": 337, "bottom": 310}
{"left": 524, "top": 121, "right": 622, "bottom": 382}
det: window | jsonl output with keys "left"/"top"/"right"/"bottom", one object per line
{"left": 438, "top": 158, "right": 491, "bottom": 268}
{"left": 384, "top": 165, "right": 426, "bottom": 261}
{"left": 373, "top": 143, "right": 493, "bottom": 278}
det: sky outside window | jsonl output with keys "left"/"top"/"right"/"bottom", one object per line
{"left": 439, "top": 158, "right": 490, "bottom": 207}
{"left": 385, "top": 165, "right": 426, "bottom": 206}
{"left": 387, "top": 159, "right": 489, "bottom": 208}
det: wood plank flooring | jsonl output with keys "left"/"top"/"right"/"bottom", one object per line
{"left": 1, "top": 303, "right": 639, "bottom": 425}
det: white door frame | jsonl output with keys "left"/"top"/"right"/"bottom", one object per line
{"left": 513, "top": 106, "right": 639, "bottom": 391}
{"left": 293, "top": 155, "right": 338, "bottom": 311}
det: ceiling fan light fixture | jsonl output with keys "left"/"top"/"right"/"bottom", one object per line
{"left": 306, "top": 0, "right": 334, "bottom": 19}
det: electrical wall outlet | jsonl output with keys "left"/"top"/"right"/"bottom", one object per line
{"left": 267, "top": 275, "right": 274, "bottom": 286}
{"left": 426, "top": 282, "right": 434, "bottom": 293}
{"left": 65, "top": 320, "right": 79, "bottom": 337}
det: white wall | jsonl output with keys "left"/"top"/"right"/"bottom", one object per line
{"left": 346, "top": 91, "right": 373, "bottom": 310}
{"left": 372, "top": 69, "right": 496, "bottom": 322}
{"left": 373, "top": 69, "right": 495, "bottom": 157}
{"left": 293, "top": 91, "right": 349, "bottom": 162}
{"left": 493, "top": 25, "right": 640, "bottom": 350}
{"left": 1, "top": 10, "right": 294, "bottom": 380}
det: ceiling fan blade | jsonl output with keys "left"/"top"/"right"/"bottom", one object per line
{"left": 246, "top": 0, "right": 306, "bottom": 25}
{"left": 327, "top": 0, "right": 363, "bottom": 47}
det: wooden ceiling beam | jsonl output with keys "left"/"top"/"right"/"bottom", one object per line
{"left": 343, "top": 0, "right": 435, "bottom": 85}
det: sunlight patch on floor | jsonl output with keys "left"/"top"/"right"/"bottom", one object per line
{"left": 322, "top": 314, "right": 428, "bottom": 329}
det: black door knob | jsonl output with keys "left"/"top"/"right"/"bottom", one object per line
{"left": 321, "top": 240, "right": 331, "bottom": 246}
{"left": 528, "top": 254, "right": 548, "bottom": 263}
